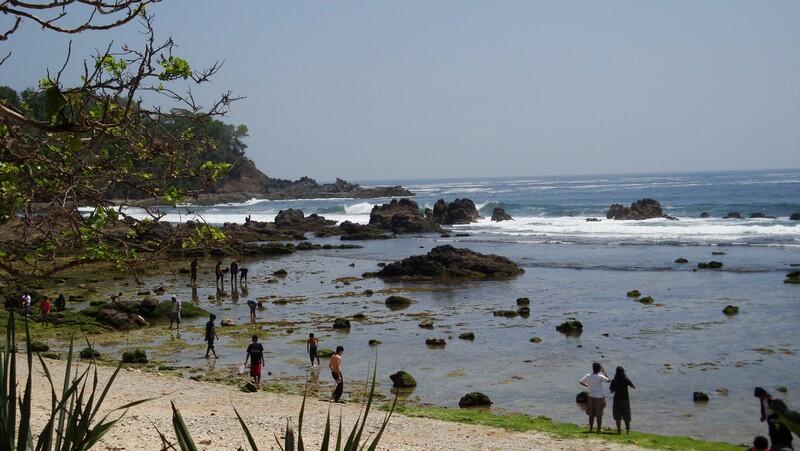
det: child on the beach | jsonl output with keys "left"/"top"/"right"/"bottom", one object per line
{"left": 205, "top": 314, "right": 219, "bottom": 358}
{"left": 306, "top": 333, "right": 320, "bottom": 367}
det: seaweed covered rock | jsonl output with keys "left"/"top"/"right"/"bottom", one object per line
{"left": 493, "top": 310, "right": 518, "bottom": 318}
{"left": 675, "top": 258, "right": 689, "bottom": 264}
{"left": 425, "top": 338, "right": 446, "bottom": 347}
{"left": 368, "top": 339, "right": 382, "bottom": 346}
{"left": 385, "top": 295, "right": 413, "bottom": 310}
{"left": 418, "top": 319, "right": 435, "bottom": 329}
{"left": 626, "top": 290, "right": 641, "bottom": 298}
{"left": 389, "top": 370, "right": 417, "bottom": 388}
{"left": 376, "top": 245, "right": 524, "bottom": 281}
{"left": 785, "top": 271, "right": 800, "bottom": 285}
{"left": 368, "top": 199, "right": 442, "bottom": 234}
{"left": 338, "top": 221, "right": 391, "bottom": 241}
{"left": 556, "top": 320, "right": 583, "bottom": 336}
{"left": 517, "top": 306, "right": 530, "bottom": 317}
{"left": 459, "top": 392, "right": 492, "bottom": 408}
{"left": 637, "top": 296, "right": 654, "bottom": 304}
{"left": 29, "top": 341, "right": 49, "bottom": 352}
{"left": 606, "top": 199, "right": 665, "bottom": 220}
{"left": 516, "top": 297, "right": 530, "bottom": 306}
{"left": 722, "top": 305, "right": 739, "bottom": 315}
{"left": 332, "top": 317, "right": 351, "bottom": 329}
{"left": 80, "top": 347, "right": 101, "bottom": 359}
{"left": 698, "top": 261, "right": 724, "bottom": 269}
{"left": 458, "top": 332, "right": 475, "bottom": 340}
{"left": 530, "top": 336, "right": 542, "bottom": 344}
{"left": 491, "top": 208, "right": 513, "bottom": 222}
{"left": 430, "top": 199, "right": 482, "bottom": 225}
{"left": 693, "top": 392, "right": 710, "bottom": 402}
{"left": 122, "top": 348, "right": 148, "bottom": 364}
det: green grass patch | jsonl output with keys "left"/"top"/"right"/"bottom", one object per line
{"left": 394, "top": 405, "right": 741, "bottom": 451}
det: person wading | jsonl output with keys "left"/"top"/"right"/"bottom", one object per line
{"left": 330, "top": 346, "right": 344, "bottom": 402}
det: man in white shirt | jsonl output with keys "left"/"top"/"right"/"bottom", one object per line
{"left": 579, "top": 362, "right": 610, "bottom": 433}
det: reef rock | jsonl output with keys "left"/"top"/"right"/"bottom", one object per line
{"left": 724, "top": 212, "right": 742, "bottom": 219}
{"left": 368, "top": 199, "right": 441, "bottom": 234}
{"left": 459, "top": 392, "right": 492, "bottom": 408}
{"left": 790, "top": 213, "right": 800, "bottom": 221}
{"left": 556, "top": 320, "right": 583, "bottom": 336}
{"left": 606, "top": 199, "right": 665, "bottom": 220}
{"left": 389, "top": 370, "right": 417, "bottom": 388}
{"left": 491, "top": 208, "right": 513, "bottom": 222}
{"left": 430, "top": 199, "right": 482, "bottom": 225}
{"left": 376, "top": 245, "right": 524, "bottom": 281}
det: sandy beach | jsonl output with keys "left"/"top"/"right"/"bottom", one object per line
{"left": 23, "top": 359, "right": 644, "bottom": 451}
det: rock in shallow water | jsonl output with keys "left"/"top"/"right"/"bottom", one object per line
{"left": 491, "top": 207, "right": 513, "bottom": 222}
{"left": 698, "top": 261, "right": 724, "bottom": 269}
{"left": 376, "top": 245, "right": 524, "bottom": 281}
{"left": 693, "top": 392, "right": 710, "bottom": 402}
{"left": 390, "top": 370, "right": 417, "bottom": 388}
{"left": 606, "top": 199, "right": 666, "bottom": 220}
{"left": 556, "top": 320, "right": 583, "bottom": 335}
{"left": 459, "top": 392, "right": 492, "bottom": 408}
{"left": 722, "top": 305, "right": 739, "bottom": 315}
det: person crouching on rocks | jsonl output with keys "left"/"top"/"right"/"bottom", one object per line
{"left": 579, "top": 362, "right": 610, "bottom": 433}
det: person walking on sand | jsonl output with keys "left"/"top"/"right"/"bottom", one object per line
{"left": 245, "top": 334, "right": 265, "bottom": 387}
{"left": 39, "top": 296, "right": 51, "bottom": 325}
{"left": 330, "top": 346, "right": 344, "bottom": 402}
{"left": 190, "top": 258, "right": 198, "bottom": 285}
{"left": 230, "top": 260, "right": 239, "bottom": 288}
{"left": 306, "top": 333, "right": 320, "bottom": 367}
{"left": 204, "top": 314, "right": 219, "bottom": 358}
{"left": 755, "top": 387, "right": 794, "bottom": 451}
{"left": 579, "top": 362, "right": 610, "bottom": 433}
{"left": 609, "top": 366, "right": 636, "bottom": 434}
{"left": 169, "top": 295, "right": 182, "bottom": 330}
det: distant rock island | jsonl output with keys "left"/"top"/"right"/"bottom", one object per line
{"left": 165, "top": 157, "right": 413, "bottom": 205}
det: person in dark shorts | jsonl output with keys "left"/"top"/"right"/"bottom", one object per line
{"left": 190, "top": 258, "right": 198, "bottom": 284}
{"left": 230, "top": 260, "right": 239, "bottom": 287}
{"left": 204, "top": 314, "right": 218, "bottom": 358}
{"left": 579, "top": 362, "right": 610, "bottom": 433}
{"left": 215, "top": 261, "right": 223, "bottom": 286}
{"left": 169, "top": 295, "right": 181, "bottom": 330}
{"left": 55, "top": 293, "right": 66, "bottom": 311}
{"left": 239, "top": 267, "right": 248, "bottom": 283}
{"left": 247, "top": 299, "right": 257, "bottom": 320}
{"left": 245, "top": 334, "right": 265, "bottom": 387}
{"left": 755, "top": 387, "right": 794, "bottom": 451}
{"left": 330, "top": 346, "right": 344, "bottom": 402}
{"left": 609, "top": 366, "right": 636, "bottom": 434}
{"left": 306, "top": 333, "right": 320, "bottom": 367}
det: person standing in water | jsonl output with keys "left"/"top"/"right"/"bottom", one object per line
{"left": 245, "top": 334, "right": 265, "bottom": 387}
{"left": 579, "top": 362, "right": 610, "bottom": 433}
{"left": 190, "top": 258, "right": 198, "bottom": 285}
{"left": 214, "top": 261, "right": 223, "bottom": 286}
{"left": 204, "top": 314, "right": 219, "bottom": 358}
{"left": 330, "top": 346, "right": 344, "bottom": 402}
{"left": 306, "top": 333, "right": 320, "bottom": 367}
{"left": 230, "top": 260, "right": 239, "bottom": 288}
{"left": 39, "top": 296, "right": 51, "bottom": 325}
{"left": 609, "top": 366, "right": 636, "bottom": 434}
{"left": 169, "top": 295, "right": 182, "bottom": 330}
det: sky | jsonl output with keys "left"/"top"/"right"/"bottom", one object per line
{"left": 2, "top": 1, "right": 799, "bottom": 182}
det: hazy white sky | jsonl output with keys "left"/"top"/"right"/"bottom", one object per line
{"left": 3, "top": 1, "right": 799, "bottom": 181}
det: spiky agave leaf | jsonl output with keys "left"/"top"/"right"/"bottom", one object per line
{"left": 233, "top": 406, "right": 259, "bottom": 451}
{"left": 171, "top": 401, "right": 198, "bottom": 451}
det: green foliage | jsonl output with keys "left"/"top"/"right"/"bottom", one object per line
{"left": 170, "top": 361, "right": 397, "bottom": 451}
{"left": 0, "top": 311, "right": 153, "bottom": 450}
{"left": 121, "top": 348, "right": 148, "bottom": 363}
{"left": 394, "top": 405, "right": 741, "bottom": 451}
{"left": 158, "top": 56, "right": 192, "bottom": 81}
{"left": 182, "top": 224, "right": 227, "bottom": 249}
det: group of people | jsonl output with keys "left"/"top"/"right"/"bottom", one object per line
{"left": 14, "top": 293, "right": 64, "bottom": 324}
{"left": 210, "top": 259, "right": 248, "bottom": 288}
{"left": 202, "top": 314, "right": 345, "bottom": 402}
{"left": 579, "top": 362, "right": 795, "bottom": 450}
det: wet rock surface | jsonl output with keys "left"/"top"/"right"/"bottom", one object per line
{"left": 376, "top": 245, "right": 524, "bottom": 281}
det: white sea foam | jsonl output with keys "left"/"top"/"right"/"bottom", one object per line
{"left": 343, "top": 202, "right": 375, "bottom": 214}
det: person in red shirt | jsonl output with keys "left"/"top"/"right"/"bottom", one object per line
{"left": 40, "top": 297, "right": 51, "bottom": 325}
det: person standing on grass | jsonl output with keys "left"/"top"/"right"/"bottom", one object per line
{"left": 609, "top": 366, "right": 636, "bottom": 434}
{"left": 755, "top": 387, "right": 794, "bottom": 451}
{"left": 306, "top": 333, "right": 320, "bottom": 367}
{"left": 169, "top": 295, "right": 182, "bottom": 330}
{"left": 330, "top": 346, "right": 344, "bottom": 402}
{"left": 204, "top": 314, "right": 219, "bottom": 359}
{"left": 39, "top": 296, "right": 51, "bottom": 325}
{"left": 245, "top": 334, "right": 265, "bottom": 387}
{"left": 579, "top": 362, "right": 610, "bottom": 433}
{"left": 190, "top": 258, "right": 198, "bottom": 285}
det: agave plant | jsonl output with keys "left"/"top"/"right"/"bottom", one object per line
{"left": 170, "top": 361, "right": 397, "bottom": 451}
{"left": 0, "top": 310, "right": 151, "bottom": 450}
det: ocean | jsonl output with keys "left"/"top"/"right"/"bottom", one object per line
{"left": 117, "top": 169, "right": 799, "bottom": 443}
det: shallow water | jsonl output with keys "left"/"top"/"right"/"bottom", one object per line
{"left": 98, "top": 234, "right": 800, "bottom": 445}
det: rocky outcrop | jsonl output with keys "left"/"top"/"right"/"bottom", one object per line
{"left": 698, "top": 261, "right": 723, "bottom": 269}
{"left": 389, "top": 370, "right": 417, "bottom": 388}
{"left": 429, "top": 199, "right": 482, "bottom": 224}
{"left": 693, "top": 392, "right": 710, "bottom": 402}
{"left": 274, "top": 209, "right": 336, "bottom": 231}
{"left": 606, "top": 199, "right": 666, "bottom": 220}
{"left": 791, "top": 213, "right": 800, "bottom": 220}
{"left": 425, "top": 338, "right": 446, "bottom": 347}
{"left": 375, "top": 245, "right": 524, "bottom": 281}
{"left": 459, "top": 392, "right": 492, "bottom": 408}
{"left": 491, "top": 208, "right": 513, "bottom": 222}
{"left": 332, "top": 317, "right": 351, "bottom": 329}
{"left": 368, "top": 199, "right": 441, "bottom": 233}
{"left": 385, "top": 295, "right": 413, "bottom": 309}
{"left": 724, "top": 212, "right": 742, "bottom": 219}
{"left": 700, "top": 212, "right": 710, "bottom": 218}
{"left": 784, "top": 271, "right": 800, "bottom": 284}
{"left": 556, "top": 320, "right": 583, "bottom": 336}
{"left": 338, "top": 221, "right": 391, "bottom": 241}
